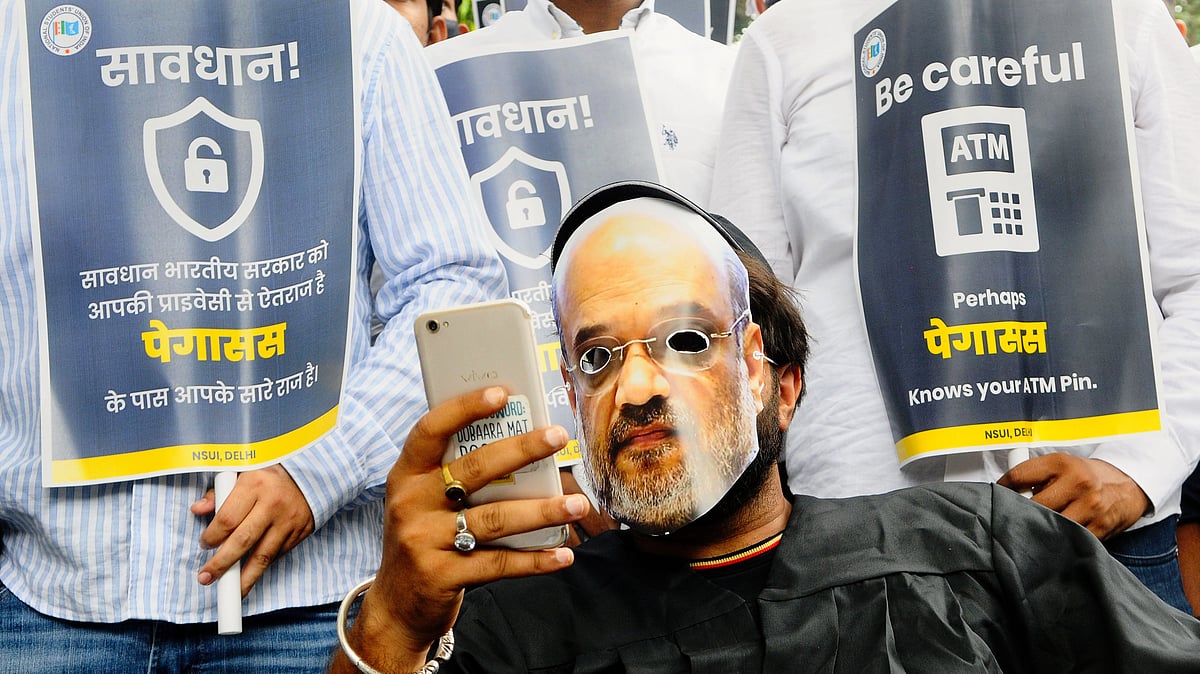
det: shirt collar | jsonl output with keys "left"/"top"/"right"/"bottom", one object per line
{"left": 523, "top": 0, "right": 655, "bottom": 40}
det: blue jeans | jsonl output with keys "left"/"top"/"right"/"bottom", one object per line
{"left": 0, "top": 582, "right": 343, "bottom": 673}
{"left": 1104, "top": 515, "right": 1192, "bottom": 614}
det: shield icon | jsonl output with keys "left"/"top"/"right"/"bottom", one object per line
{"left": 470, "top": 146, "right": 571, "bottom": 270}
{"left": 143, "top": 97, "right": 264, "bottom": 242}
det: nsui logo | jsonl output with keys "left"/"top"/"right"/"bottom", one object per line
{"left": 860, "top": 29, "right": 887, "bottom": 78}
{"left": 41, "top": 5, "right": 92, "bottom": 56}
{"left": 53, "top": 20, "right": 79, "bottom": 36}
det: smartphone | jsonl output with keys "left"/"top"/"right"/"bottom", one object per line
{"left": 472, "top": 0, "right": 503, "bottom": 27}
{"left": 414, "top": 298, "right": 568, "bottom": 550}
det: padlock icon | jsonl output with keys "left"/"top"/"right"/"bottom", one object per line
{"left": 505, "top": 180, "right": 546, "bottom": 230}
{"left": 184, "top": 136, "right": 229, "bottom": 193}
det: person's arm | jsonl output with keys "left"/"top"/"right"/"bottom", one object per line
{"left": 328, "top": 387, "right": 589, "bottom": 674}
{"left": 1177, "top": 468, "right": 1200, "bottom": 615}
{"left": 997, "top": 454, "right": 1148, "bottom": 540}
{"left": 709, "top": 28, "right": 795, "bottom": 282}
{"left": 999, "top": 0, "right": 1200, "bottom": 538}
{"left": 1179, "top": 522, "right": 1200, "bottom": 616}
{"left": 283, "top": 1, "right": 507, "bottom": 522}
{"left": 197, "top": 2, "right": 508, "bottom": 593}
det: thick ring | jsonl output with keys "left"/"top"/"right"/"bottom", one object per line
{"left": 442, "top": 464, "right": 468, "bottom": 503}
{"left": 453, "top": 509, "right": 476, "bottom": 553}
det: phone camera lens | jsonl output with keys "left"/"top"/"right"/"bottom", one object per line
{"left": 426, "top": 320, "right": 439, "bottom": 333}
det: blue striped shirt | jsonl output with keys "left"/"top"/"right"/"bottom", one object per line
{"left": 0, "top": 0, "right": 507, "bottom": 622}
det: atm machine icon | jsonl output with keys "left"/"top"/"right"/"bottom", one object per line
{"left": 922, "top": 106, "right": 1039, "bottom": 257}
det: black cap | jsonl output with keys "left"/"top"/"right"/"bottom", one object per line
{"left": 549, "top": 180, "right": 768, "bottom": 272}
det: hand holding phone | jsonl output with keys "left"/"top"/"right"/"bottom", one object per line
{"left": 343, "top": 387, "right": 585, "bottom": 674}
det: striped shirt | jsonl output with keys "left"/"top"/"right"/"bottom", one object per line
{"left": 0, "top": 0, "right": 507, "bottom": 622}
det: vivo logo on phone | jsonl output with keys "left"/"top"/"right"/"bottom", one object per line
{"left": 460, "top": 370, "right": 499, "bottom": 383}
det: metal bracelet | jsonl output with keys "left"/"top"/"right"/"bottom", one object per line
{"left": 337, "top": 575, "right": 454, "bottom": 674}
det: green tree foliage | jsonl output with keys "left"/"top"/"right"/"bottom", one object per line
{"left": 1175, "top": 0, "right": 1199, "bottom": 46}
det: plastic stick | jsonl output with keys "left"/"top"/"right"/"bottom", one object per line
{"left": 214, "top": 471, "right": 243, "bottom": 635}
{"left": 1007, "top": 448, "right": 1033, "bottom": 497}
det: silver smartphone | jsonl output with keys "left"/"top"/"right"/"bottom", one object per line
{"left": 414, "top": 298, "right": 568, "bottom": 550}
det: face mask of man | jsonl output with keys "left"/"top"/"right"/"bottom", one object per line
{"left": 555, "top": 199, "right": 765, "bottom": 535}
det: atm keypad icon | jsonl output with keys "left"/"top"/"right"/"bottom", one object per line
{"left": 988, "top": 191, "right": 1023, "bottom": 235}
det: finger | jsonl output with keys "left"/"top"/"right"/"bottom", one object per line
{"left": 198, "top": 509, "right": 269, "bottom": 585}
{"left": 238, "top": 524, "right": 290, "bottom": 597}
{"left": 445, "top": 425, "right": 568, "bottom": 497}
{"left": 190, "top": 489, "right": 216, "bottom": 515}
{"left": 1028, "top": 473, "right": 1080, "bottom": 514}
{"left": 1058, "top": 489, "right": 1134, "bottom": 541}
{"left": 1059, "top": 497, "right": 1130, "bottom": 540}
{"left": 559, "top": 472, "right": 615, "bottom": 538}
{"left": 1058, "top": 500, "right": 1103, "bottom": 536}
{"left": 198, "top": 488, "right": 255, "bottom": 548}
{"left": 997, "top": 455, "right": 1059, "bottom": 491}
{"left": 456, "top": 493, "right": 590, "bottom": 547}
{"left": 455, "top": 546, "right": 576, "bottom": 587}
{"left": 402, "top": 387, "right": 509, "bottom": 472}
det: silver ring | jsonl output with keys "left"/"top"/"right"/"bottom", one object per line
{"left": 453, "top": 509, "right": 476, "bottom": 553}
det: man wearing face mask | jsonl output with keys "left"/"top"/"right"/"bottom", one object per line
{"left": 330, "top": 182, "right": 1200, "bottom": 674}
{"left": 561, "top": 223, "right": 808, "bottom": 543}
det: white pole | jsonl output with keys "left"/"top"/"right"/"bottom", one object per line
{"left": 1007, "top": 448, "right": 1033, "bottom": 497}
{"left": 214, "top": 471, "right": 243, "bottom": 635}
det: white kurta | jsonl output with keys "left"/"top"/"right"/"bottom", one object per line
{"left": 711, "top": 0, "right": 1200, "bottom": 528}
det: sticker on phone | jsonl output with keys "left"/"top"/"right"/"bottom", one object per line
{"left": 451, "top": 394, "right": 536, "bottom": 480}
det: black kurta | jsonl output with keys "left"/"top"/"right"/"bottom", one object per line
{"left": 444, "top": 483, "right": 1200, "bottom": 672}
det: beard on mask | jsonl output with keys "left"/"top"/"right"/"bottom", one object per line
{"left": 578, "top": 365, "right": 760, "bottom": 535}
{"left": 695, "top": 372, "right": 786, "bottom": 526}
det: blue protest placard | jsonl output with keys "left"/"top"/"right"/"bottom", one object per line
{"left": 657, "top": 0, "right": 710, "bottom": 38}
{"left": 22, "top": 0, "right": 357, "bottom": 485}
{"left": 853, "top": 0, "right": 1160, "bottom": 464}
{"left": 710, "top": 0, "right": 735, "bottom": 44}
{"left": 431, "top": 33, "right": 661, "bottom": 465}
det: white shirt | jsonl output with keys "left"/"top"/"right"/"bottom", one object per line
{"left": 0, "top": 0, "right": 506, "bottom": 622}
{"left": 427, "top": 0, "right": 734, "bottom": 207}
{"left": 711, "top": 0, "right": 1200, "bottom": 526}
